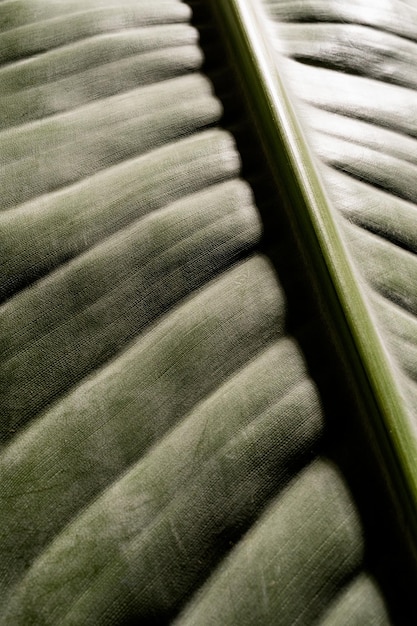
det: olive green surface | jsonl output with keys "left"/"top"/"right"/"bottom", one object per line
{"left": 1, "top": 0, "right": 416, "bottom": 624}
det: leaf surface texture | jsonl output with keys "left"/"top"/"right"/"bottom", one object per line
{"left": 0, "top": 0, "right": 414, "bottom": 623}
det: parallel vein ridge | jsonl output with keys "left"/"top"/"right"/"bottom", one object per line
{"left": 261, "top": 0, "right": 417, "bottom": 424}
{"left": 0, "top": 0, "right": 412, "bottom": 623}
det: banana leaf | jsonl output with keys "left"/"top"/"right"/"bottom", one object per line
{"left": 1, "top": 0, "right": 416, "bottom": 623}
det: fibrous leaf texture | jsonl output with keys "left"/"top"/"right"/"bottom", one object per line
{"left": 262, "top": 0, "right": 417, "bottom": 427}
{"left": 0, "top": 0, "right": 416, "bottom": 624}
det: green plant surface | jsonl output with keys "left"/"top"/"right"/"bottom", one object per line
{"left": 1, "top": 0, "right": 416, "bottom": 624}
{"left": 213, "top": 0, "right": 417, "bottom": 526}
{"left": 262, "top": 0, "right": 417, "bottom": 418}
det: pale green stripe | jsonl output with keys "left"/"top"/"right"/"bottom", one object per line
{"left": 211, "top": 0, "right": 417, "bottom": 541}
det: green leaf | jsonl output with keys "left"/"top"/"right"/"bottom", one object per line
{"left": 213, "top": 0, "right": 417, "bottom": 521}
{"left": 1, "top": 0, "right": 416, "bottom": 623}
